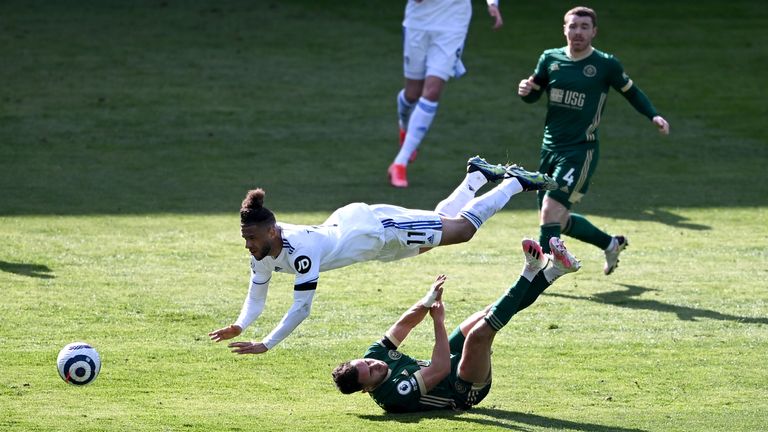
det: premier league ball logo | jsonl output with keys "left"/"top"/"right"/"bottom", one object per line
{"left": 57, "top": 342, "right": 101, "bottom": 386}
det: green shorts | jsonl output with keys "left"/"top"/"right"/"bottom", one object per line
{"left": 447, "top": 331, "right": 492, "bottom": 409}
{"left": 450, "top": 376, "right": 491, "bottom": 409}
{"left": 537, "top": 146, "right": 600, "bottom": 210}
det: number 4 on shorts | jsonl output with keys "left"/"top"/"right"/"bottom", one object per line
{"left": 562, "top": 168, "right": 575, "bottom": 186}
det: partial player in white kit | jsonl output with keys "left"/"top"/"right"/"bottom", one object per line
{"left": 209, "top": 156, "right": 557, "bottom": 355}
{"left": 388, "top": 0, "right": 503, "bottom": 188}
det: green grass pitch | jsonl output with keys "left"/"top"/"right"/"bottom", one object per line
{"left": 1, "top": 1, "right": 766, "bottom": 431}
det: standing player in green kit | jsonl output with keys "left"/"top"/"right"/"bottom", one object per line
{"left": 518, "top": 6, "right": 670, "bottom": 275}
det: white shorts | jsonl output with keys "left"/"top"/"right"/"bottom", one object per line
{"left": 403, "top": 27, "right": 467, "bottom": 81}
{"left": 369, "top": 204, "right": 444, "bottom": 262}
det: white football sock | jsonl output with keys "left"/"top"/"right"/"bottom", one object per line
{"left": 521, "top": 264, "right": 542, "bottom": 283}
{"left": 500, "top": 177, "right": 524, "bottom": 196}
{"left": 394, "top": 97, "right": 438, "bottom": 165}
{"left": 434, "top": 171, "right": 487, "bottom": 217}
{"left": 542, "top": 261, "right": 564, "bottom": 284}
{"left": 458, "top": 177, "right": 522, "bottom": 229}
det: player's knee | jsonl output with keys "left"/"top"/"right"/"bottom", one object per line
{"left": 421, "top": 89, "right": 441, "bottom": 102}
{"left": 404, "top": 89, "right": 421, "bottom": 102}
{"left": 421, "top": 78, "right": 445, "bottom": 101}
{"left": 466, "top": 323, "right": 495, "bottom": 345}
{"left": 457, "top": 362, "right": 474, "bottom": 380}
{"left": 440, "top": 218, "right": 477, "bottom": 245}
{"left": 404, "top": 80, "right": 423, "bottom": 101}
{"left": 541, "top": 203, "right": 569, "bottom": 226}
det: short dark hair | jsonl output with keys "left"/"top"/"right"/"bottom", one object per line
{"left": 331, "top": 361, "right": 363, "bottom": 394}
{"left": 564, "top": 6, "right": 597, "bottom": 27}
{"left": 240, "top": 188, "right": 276, "bottom": 227}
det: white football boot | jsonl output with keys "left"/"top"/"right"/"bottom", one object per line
{"left": 544, "top": 237, "right": 581, "bottom": 282}
{"left": 603, "top": 235, "right": 628, "bottom": 275}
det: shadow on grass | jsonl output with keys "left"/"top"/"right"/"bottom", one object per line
{"left": 624, "top": 208, "right": 711, "bottom": 231}
{"left": 547, "top": 284, "right": 768, "bottom": 325}
{"left": 0, "top": 261, "right": 54, "bottom": 279}
{"left": 356, "top": 407, "right": 647, "bottom": 431}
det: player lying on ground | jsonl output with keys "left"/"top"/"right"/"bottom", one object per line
{"left": 209, "top": 156, "right": 557, "bottom": 355}
{"left": 332, "top": 237, "right": 580, "bottom": 412}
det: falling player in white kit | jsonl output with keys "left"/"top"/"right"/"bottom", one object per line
{"left": 388, "top": 0, "right": 504, "bottom": 188}
{"left": 209, "top": 156, "right": 557, "bottom": 355}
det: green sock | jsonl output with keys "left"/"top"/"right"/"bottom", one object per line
{"left": 516, "top": 272, "right": 551, "bottom": 313}
{"left": 484, "top": 275, "right": 533, "bottom": 332}
{"left": 539, "top": 223, "right": 561, "bottom": 253}
{"left": 564, "top": 213, "right": 612, "bottom": 250}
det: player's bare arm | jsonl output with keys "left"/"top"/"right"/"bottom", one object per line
{"left": 418, "top": 296, "right": 451, "bottom": 391}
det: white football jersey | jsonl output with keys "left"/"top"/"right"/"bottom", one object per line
{"left": 249, "top": 203, "right": 387, "bottom": 288}
{"left": 403, "top": 0, "right": 472, "bottom": 32}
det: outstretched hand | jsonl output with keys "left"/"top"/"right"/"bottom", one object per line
{"left": 421, "top": 274, "right": 446, "bottom": 308}
{"left": 208, "top": 324, "right": 242, "bottom": 342}
{"left": 228, "top": 341, "right": 269, "bottom": 355}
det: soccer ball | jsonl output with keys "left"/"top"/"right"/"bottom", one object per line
{"left": 56, "top": 342, "right": 101, "bottom": 386}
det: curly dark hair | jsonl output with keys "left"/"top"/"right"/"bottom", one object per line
{"left": 331, "top": 361, "right": 363, "bottom": 394}
{"left": 240, "top": 188, "right": 276, "bottom": 227}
